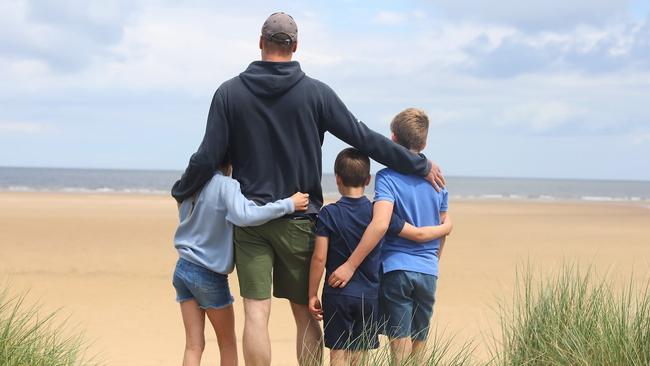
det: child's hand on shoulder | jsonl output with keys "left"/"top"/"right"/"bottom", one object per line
{"left": 291, "top": 192, "right": 310, "bottom": 212}
{"left": 308, "top": 296, "right": 323, "bottom": 321}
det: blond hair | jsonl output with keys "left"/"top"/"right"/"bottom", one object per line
{"left": 390, "top": 108, "right": 429, "bottom": 152}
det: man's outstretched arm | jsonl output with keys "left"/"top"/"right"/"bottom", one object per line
{"left": 171, "top": 89, "right": 229, "bottom": 203}
{"left": 319, "top": 85, "right": 445, "bottom": 190}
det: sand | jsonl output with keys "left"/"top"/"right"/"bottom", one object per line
{"left": 1, "top": 192, "right": 649, "bottom": 365}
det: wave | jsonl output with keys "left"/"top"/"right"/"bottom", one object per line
{"left": 1, "top": 186, "right": 169, "bottom": 195}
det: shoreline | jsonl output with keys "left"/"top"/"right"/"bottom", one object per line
{"left": 2, "top": 190, "right": 649, "bottom": 207}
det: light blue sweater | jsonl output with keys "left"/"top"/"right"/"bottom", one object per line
{"left": 174, "top": 171, "right": 295, "bottom": 274}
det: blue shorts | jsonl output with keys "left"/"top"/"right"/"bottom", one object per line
{"left": 322, "top": 294, "right": 380, "bottom": 350}
{"left": 172, "top": 258, "right": 234, "bottom": 310}
{"left": 380, "top": 270, "right": 437, "bottom": 341}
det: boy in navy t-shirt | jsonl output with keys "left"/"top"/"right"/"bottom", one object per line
{"left": 308, "top": 148, "right": 452, "bottom": 366}
{"left": 327, "top": 108, "right": 450, "bottom": 364}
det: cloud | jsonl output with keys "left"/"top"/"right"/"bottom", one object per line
{"left": 499, "top": 101, "right": 577, "bottom": 132}
{"left": 632, "top": 133, "right": 650, "bottom": 145}
{"left": 0, "top": 0, "right": 649, "bottom": 179}
{"left": 461, "top": 17, "right": 650, "bottom": 78}
{"left": 431, "top": 0, "right": 630, "bottom": 30}
{"left": 0, "top": 121, "right": 53, "bottom": 134}
{"left": 0, "top": 0, "right": 135, "bottom": 71}
{"left": 373, "top": 11, "right": 408, "bottom": 25}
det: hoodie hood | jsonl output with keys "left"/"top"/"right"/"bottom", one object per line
{"left": 239, "top": 61, "right": 305, "bottom": 98}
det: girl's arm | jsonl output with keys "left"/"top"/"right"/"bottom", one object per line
{"left": 222, "top": 181, "right": 308, "bottom": 227}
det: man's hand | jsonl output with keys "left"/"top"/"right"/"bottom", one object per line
{"left": 425, "top": 160, "right": 446, "bottom": 192}
{"left": 327, "top": 261, "right": 356, "bottom": 288}
{"left": 308, "top": 296, "right": 323, "bottom": 321}
{"left": 290, "top": 192, "right": 310, "bottom": 212}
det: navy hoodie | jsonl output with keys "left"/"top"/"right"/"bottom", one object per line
{"left": 172, "top": 61, "right": 431, "bottom": 214}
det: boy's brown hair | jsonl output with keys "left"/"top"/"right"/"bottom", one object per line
{"left": 390, "top": 108, "right": 429, "bottom": 152}
{"left": 334, "top": 148, "right": 370, "bottom": 187}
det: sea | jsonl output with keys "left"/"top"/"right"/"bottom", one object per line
{"left": 1, "top": 166, "right": 650, "bottom": 203}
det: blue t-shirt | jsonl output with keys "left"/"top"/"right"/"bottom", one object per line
{"left": 315, "top": 196, "right": 405, "bottom": 299}
{"left": 374, "top": 168, "right": 449, "bottom": 277}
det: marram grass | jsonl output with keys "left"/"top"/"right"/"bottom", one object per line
{"left": 0, "top": 288, "right": 99, "bottom": 366}
{"left": 308, "top": 265, "right": 649, "bottom": 365}
{"left": 2, "top": 265, "right": 648, "bottom": 366}
{"left": 491, "top": 265, "right": 650, "bottom": 366}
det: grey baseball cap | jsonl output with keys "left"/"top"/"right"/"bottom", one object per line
{"left": 261, "top": 12, "right": 298, "bottom": 45}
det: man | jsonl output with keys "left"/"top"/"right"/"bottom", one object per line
{"left": 172, "top": 12, "right": 445, "bottom": 366}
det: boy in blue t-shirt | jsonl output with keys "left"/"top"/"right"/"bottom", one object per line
{"left": 308, "top": 148, "right": 452, "bottom": 366}
{"left": 327, "top": 108, "right": 449, "bottom": 364}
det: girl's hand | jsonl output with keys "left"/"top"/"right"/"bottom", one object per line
{"left": 290, "top": 192, "right": 310, "bottom": 212}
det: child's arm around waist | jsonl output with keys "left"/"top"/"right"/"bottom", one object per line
{"left": 399, "top": 215, "right": 453, "bottom": 243}
{"left": 328, "top": 200, "right": 395, "bottom": 288}
{"left": 222, "top": 180, "right": 309, "bottom": 227}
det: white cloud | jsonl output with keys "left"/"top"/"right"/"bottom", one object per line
{"left": 373, "top": 11, "right": 408, "bottom": 25}
{"left": 431, "top": 0, "right": 630, "bottom": 30}
{"left": 500, "top": 102, "right": 576, "bottom": 132}
{"left": 632, "top": 133, "right": 650, "bottom": 145}
{"left": 0, "top": 121, "right": 53, "bottom": 134}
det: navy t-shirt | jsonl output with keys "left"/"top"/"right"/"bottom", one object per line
{"left": 315, "top": 196, "right": 405, "bottom": 299}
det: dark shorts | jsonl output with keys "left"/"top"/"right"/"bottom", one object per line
{"left": 323, "top": 294, "right": 380, "bottom": 351}
{"left": 380, "top": 270, "right": 437, "bottom": 341}
{"left": 234, "top": 218, "right": 315, "bottom": 305}
{"left": 172, "top": 258, "right": 234, "bottom": 309}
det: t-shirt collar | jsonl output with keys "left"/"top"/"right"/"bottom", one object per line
{"left": 339, "top": 195, "right": 369, "bottom": 205}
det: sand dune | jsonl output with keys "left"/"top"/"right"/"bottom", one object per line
{"left": 1, "top": 192, "right": 649, "bottom": 365}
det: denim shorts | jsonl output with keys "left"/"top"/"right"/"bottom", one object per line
{"left": 380, "top": 270, "right": 437, "bottom": 341}
{"left": 172, "top": 258, "right": 234, "bottom": 309}
{"left": 322, "top": 294, "right": 380, "bottom": 351}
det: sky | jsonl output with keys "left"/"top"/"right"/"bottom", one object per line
{"left": 1, "top": 0, "right": 649, "bottom": 180}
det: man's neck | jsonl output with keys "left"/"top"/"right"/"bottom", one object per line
{"left": 261, "top": 54, "right": 292, "bottom": 62}
{"left": 339, "top": 186, "right": 365, "bottom": 198}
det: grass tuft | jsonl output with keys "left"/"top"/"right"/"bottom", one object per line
{"left": 0, "top": 288, "right": 99, "bottom": 366}
{"left": 491, "top": 265, "right": 650, "bottom": 366}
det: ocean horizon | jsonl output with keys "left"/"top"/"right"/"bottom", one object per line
{"left": 1, "top": 166, "right": 649, "bottom": 203}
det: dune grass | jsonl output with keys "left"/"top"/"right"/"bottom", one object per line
{"left": 3, "top": 265, "right": 648, "bottom": 365}
{"left": 315, "top": 265, "right": 649, "bottom": 365}
{"left": 0, "top": 288, "right": 98, "bottom": 366}
{"left": 491, "top": 265, "right": 650, "bottom": 366}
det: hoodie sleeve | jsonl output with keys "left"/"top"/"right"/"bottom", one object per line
{"left": 171, "top": 88, "right": 229, "bottom": 202}
{"left": 318, "top": 85, "right": 431, "bottom": 176}
{"left": 221, "top": 179, "right": 295, "bottom": 227}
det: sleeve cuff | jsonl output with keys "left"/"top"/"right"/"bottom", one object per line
{"left": 423, "top": 157, "right": 432, "bottom": 177}
{"left": 282, "top": 198, "right": 295, "bottom": 213}
{"left": 373, "top": 196, "right": 395, "bottom": 203}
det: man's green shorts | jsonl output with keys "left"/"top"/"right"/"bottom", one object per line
{"left": 234, "top": 218, "right": 315, "bottom": 305}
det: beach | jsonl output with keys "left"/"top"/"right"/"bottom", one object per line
{"left": 1, "top": 192, "right": 649, "bottom": 365}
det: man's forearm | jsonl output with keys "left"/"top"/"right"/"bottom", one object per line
{"left": 322, "top": 89, "right": 430, "bottom": 176}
